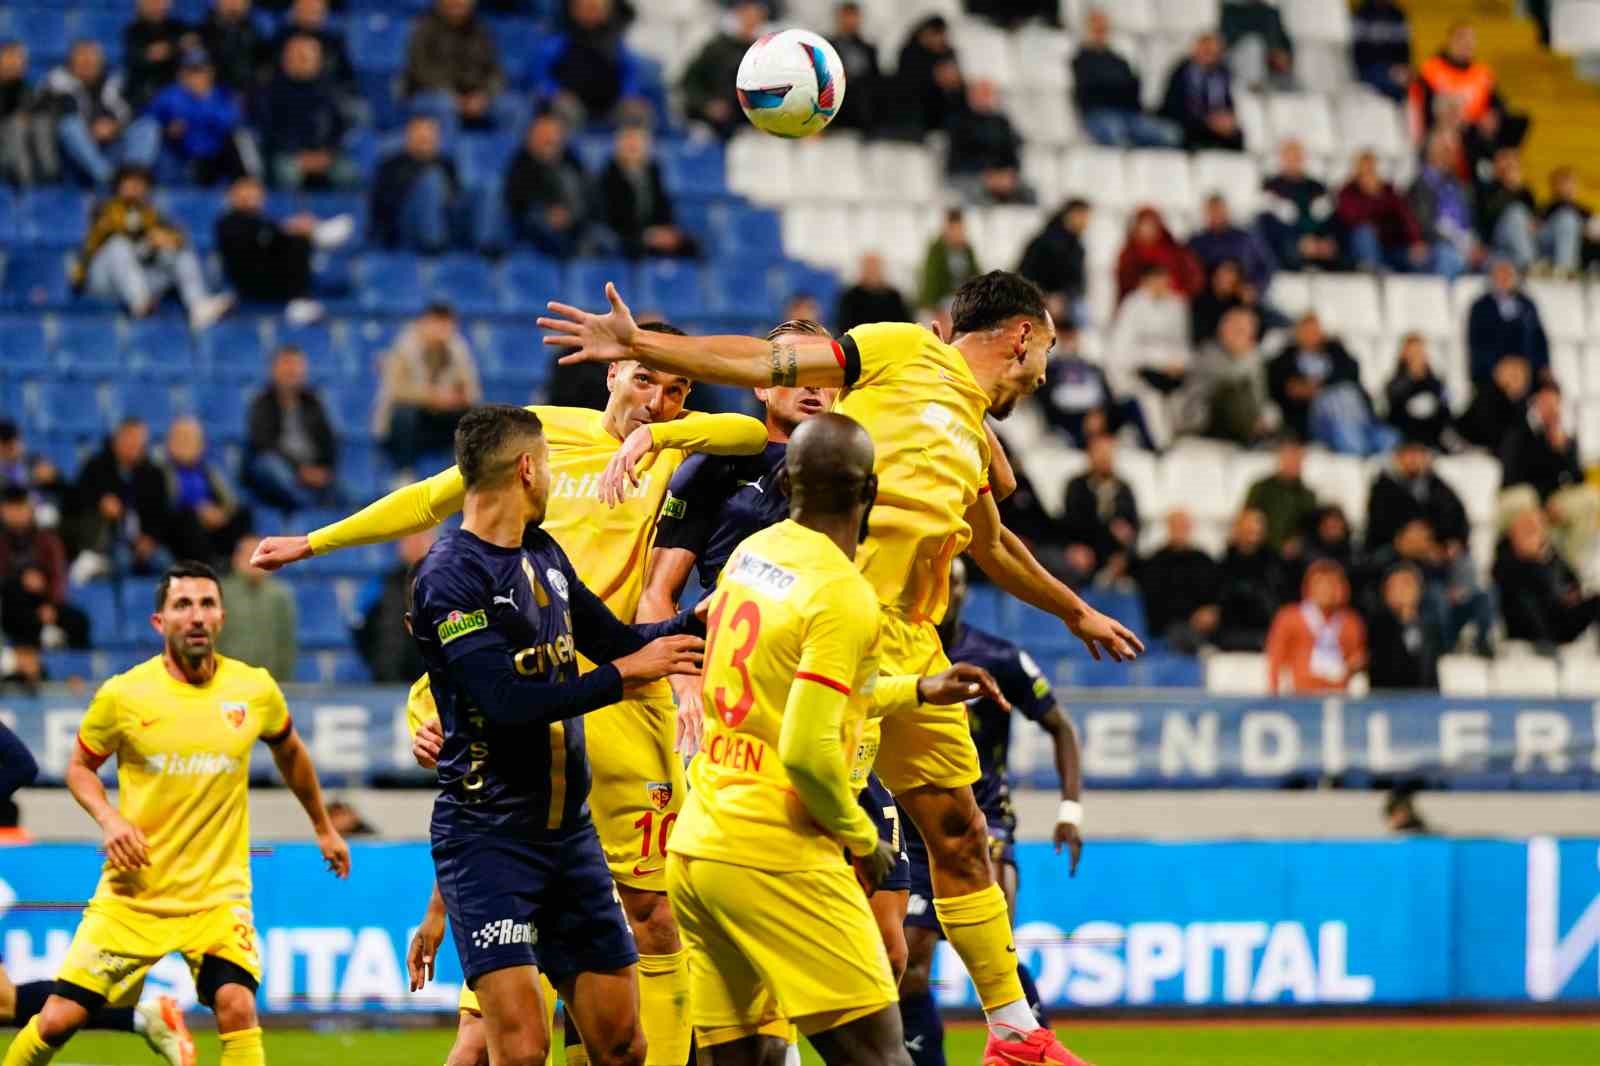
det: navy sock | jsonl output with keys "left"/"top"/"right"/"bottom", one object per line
{"left": 563, "top": 1005, "right": 583, "bottom": 1047}
{"left": 898, "top": 986, "right": 946, "bottom": 1066}
{"left": 1017, "top": 962, "right": 1048, "bottom": 1026}
{"left": 11, "top": 981, "right": 51, "bottom": 1026}
{"left": 88, "top": 1006, "right": 138, "bottom": 1032}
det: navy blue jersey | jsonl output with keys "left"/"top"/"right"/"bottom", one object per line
{"left": 654, "top": 442, "right": 789, "bottom": 591}
{"left": 413, "top": 526, "right": 697, "bottom": 837}
{"left": 945, "top": 622, "right": 1058, "bottom": 828}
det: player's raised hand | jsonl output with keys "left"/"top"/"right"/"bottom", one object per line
{"left": 540, "top": 282, "right": 639, "bottom": 366}
{"left": 1054, "top": 821, "right": 1083, "bottom": 876}
{"left": 917, "top": 663, "right": 1008, "bottom": 708}
{"left": 413, "top": 717, "right": 444, "bottom": 770}
{"left": 318, "top": 826, "right": 351, "bottom": 879}
{"left": 100, "top": 811, "right": 150, "bottom": 871}
{"left": 853, "top": 839, "right": 899, "bottom": 895}
{"left": 1068, "top": 607, "right": 1144, "bottom": 662}
{"left": 616, "top": 634, "right": 705, "bottom": 688}
{"left": 407, "top": 909, "right": 445, "bottom": 991}
{"left": 598, "top": 425, "right": 659, "bottom": 507}
{"left": 250, "top": 534, "right": 313, "bottom": 572}
{"left": 671, "top": 675, "right": 706, "bottom": 757}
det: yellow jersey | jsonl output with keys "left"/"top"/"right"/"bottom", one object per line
{"left": 75, "top": 655, "right": 291, "bottom": 916}
{"left": 670, "top": 521, "right": 888, "bottom": 872}
{"left": 833, "top": 322, "right": 992, "bottom": 623}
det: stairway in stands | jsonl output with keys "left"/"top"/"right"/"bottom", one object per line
{"left": 1401, "top": 0, "right": 1600, "bottom": 192}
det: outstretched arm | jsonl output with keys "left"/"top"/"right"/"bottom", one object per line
{"left": 541, "top": 282, "right": 847, "bottom": 389}
{"left": 964, "top": 490, "right": 1143, "bottom": 662}
{"left": 267, "top": 727, "right": 350, "bottom": 878}
{"left": 251, "top": 465, "right": 465, "bottom": 570}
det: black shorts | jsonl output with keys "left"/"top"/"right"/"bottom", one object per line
{"left": 904, "top": 814, "right": 1016, "bottom": 932}
{"left": 857, "top": 772, "right": 910, "bottom": 893}
{"left": 432, "top": 819, "right": 638, "bottom": 987}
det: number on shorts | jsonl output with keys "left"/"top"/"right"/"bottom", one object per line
{"left": 705, "top": 593, "right": 762, "bottom": 728}
{"left": 633, "top": 810, "right": 679, "bottom": 859}
{"left": 882, "top": 805, "right": 900, "bottom": 852}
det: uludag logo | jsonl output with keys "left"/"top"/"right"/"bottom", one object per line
{"left": 645, "top": 781, "right": 673, "bottom": 811}
{"left": 220, "top": 701, "right": 247, "bottom": 729}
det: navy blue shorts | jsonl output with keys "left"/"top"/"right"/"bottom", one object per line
{"left": 903, "top": 813, "right": 1016, "bottom": 932}
{"left": 858, "top": 772, "right": 910, "bottom": 893}
{"left": 432, "top": 819, "right": 638, "bottom": 987}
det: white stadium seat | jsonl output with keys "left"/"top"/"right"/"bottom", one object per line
{"left": 954, "top": 21, "right": 1017, "bottom": 90}
{"left": 1490, "top": 656, "right": 1561, "bottom": 697}
{"left": 1282, "top": 0, "right": 1353, "bottom": 44}
{"left": 1011, "top": 91, "right": 1079, "bottom": 148}
{"left": 1116, "top": 448, "right": 1161, "bottom": 518}
{"left": 1063, "top": 0, "right": 1154, "bottom": 35}
{"left": 1552, "top": 0, "right": 1600, "bottom": 54}
{"left": 1552, "top": 342, "right": 1583, "bottom": 397}
{"left": 1016, "top": 28, "right": 1075, "bottom": 92}
{"left": 1267, "top": 93, "right": 1338, "bottom": 157}
{"left": 1192, "top": 152, "right": 1263, "bottom": 219}
{"left": 1295, "top": 43, "right": 1353, "bottom": 94}
{"left": 1582, "top": 343, "right": 1600, "bottom": 399}
{"left": 1438, "top": 655, "right": 1490, "bottom": 696}
{"left": 1580, "top": 399, "right": 1600, "bottom": 464}
{"left": 1234, "top": 90, "right": 1269, "bottom": 152}
{"left": 1334, "top": 91, "right": 1408, "bottom": 158}
{"left": 1267, "top": 272, "right": 1313, "bottom": 319}
{"left": 1524, "top": 279, "right": 1589, "bottom": 343}
{"left": 781, "top": 204, "right": 855, "bottom": 274}
{"left": 1021, "top": 147, "right": 1064, "bottom": 208}
{"left": 1589, "top": 279, "right": 1600, "bottom": 334}
{"left": 1151, "top": 0, "right": 1220, "bottom": 38}
{"left": 1022, "top": 439, "right": 1086, "bottom": 516}
{"left": 1062, "top": 146, "right": 1129, "bottom": 210}
{"left": 1226, "top": 449, "right": 1278, "bottom": 513}
{"left": 1311, "top": 274, "right": 1383, "bottom": 339}
{"left": 862, "top": 142, "right": 938, "bottom": 205}
{"left": 1158, "top": 441, "right": 1234, "bottom": 524}
{"left": 1205, "top": 652, "right": 1268, "bottom": 695}
{"left": 795, "top": 137, "right": 866, "bottom": 203}
{"left": 1434, "top": 453, "right": 1503, "bottom": 527}
{"left": 1560, "top": 653, "right": 1600, "bottom": 696}
{"left": 1301, "top": 450, "right": 1370, "bottom": 530}
{"left": 1125, "top": 150, "right": 1195, "bottom": 215}
{"left": 726, "top": 134, "right": 792, "bottom": 203}
{"left": 1450, "top": 274, "right": 1489, "bottom": 322}
{"left": 1139, "top": 35, "right": 1192, "bottom": 111}
{"left": 1381, "top": 275, "right": 1455, "bottom": 339}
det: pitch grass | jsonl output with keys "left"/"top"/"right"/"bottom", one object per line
{"left": 27, "top": 1019, "right": 1600, "bottom": 1064}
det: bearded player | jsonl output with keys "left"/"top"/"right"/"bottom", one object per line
{"left": 540, "top": 272, "right": 1140, "bottom": 1066}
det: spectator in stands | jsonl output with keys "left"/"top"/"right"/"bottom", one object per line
{"left": 145, "top": 50, "right": 252, "bottom": 185}
{"left": 1188, "top": 193, "right": 1274, "bottom": 293}
{"left": 327, "top": 798, "right": 378, "bottom": 837}
{"left": 600, "top": 123, "right": 699, "bottom": 260}
{"left": 1495, "top": 508, "right": 1600, "bottom": 651}
{"left": 1244, "top": 436, "right": 1317, "bottom": 554}
{"left": 217, "top": 532, "right": 297, "bottom": 679}
{"left": 124, "top": 0, "right": 193, "bottom": 110}
{"left": 1383, "top": 333, "right": 1455, "bottom": 451}
{"left": 1366, "top": 437, "right": 1468, "bottom": 556}
{"left": 352, "top": 531, "right": 435, "bottom": 682}
{"left": 217, "top": 174, "right": 353, "bottom": 318}
{"left": 1160, "top": 32, "right": 1244, "bottom": 152}
{"left": 1543, "top": 166, "right": 1598, "bottom": 276}
{"left": 1352, "top": 0, "right": 1413, "bottom": 102}
{"left": 919, "top": 209, "right": 981, "bottom": 311}
{"left": 0, "top": 421, "right": 27, "bottom": 495}
{"left": 156, "top": 417, "right": 252, "bottom": 565}
{"left": 1466, "top": 257, "right": 1549, "bottom": 386}
{"left": 1039, "top": 322, "right": 1153, "bottom": 451}
{"left": 1216, "top": 506, "right": 1283, "bottom": 651}
{"left": 1477, "top": 148, "right": 1544, "bottom": 272}
{"left": 1060, "top": 434, "right": 1139, "bottom": 586}
{"left": 1137, "top": 508, "right": 1221, "bottom": 654}
{"left": 73, "top": 164, "right": 233, "bottom": 329}
{"left": 0, "top": 41, "right": 51, "bottom": 187}
{"left": 0, "top": 487, "right": 89, "bottom": 652}
{"left": 890, "top": 14, "right": 963, "bottom": 139}
{"left": 1499, "top": 381, "right": 1600, "bottom": 574}
{"left": 0, "top": 423, "right": 65, "bottom": 531}
{"left": 270, "top": 0, "right": 358, "bottom": 119}
{"left": 1408, "top": 130, "right": 1480, "bottom": 281}
{"left": 1258, "top": 138, "right": 1339, "bottom": 271}
{"left": 1336, "top": 150, "right": 1428, "bottom": 273}
{"left": 835, "top": 252, "right": 910, "bottom": 334}
{"left": 1106, "top": 264, "right": 1193, "bottom": 449}
{"left": 1190, "top": 259, "right": 1253, "bottom": 346}
{"left": 1115, "top": 206, "right": 1204, "bottom": 304}
{"left": 373, "top": 303, "right": 482, "bottom": 470}
{"left": 1366, "top": 563, "right": 1438, "bottom": 690}
{"left": 946, "top": 79, "right": 1030, "bottom": 205}
{"left": 1220, "top": 0, "right": 1295, "bottom": 91}
{"left": 682, "top": 0, "right": 767, "bottom": 140}
{"left": 404, "top": 0, "right": 524, "bottom": 132}
{"left": 64, "top": 417, "right": 174, "bottom": 583}
{"left": 199, "top": 0, "right": 268, "bottom": 94}
{"left": 244, "top": 345, "right": 340, "bottom": 514}
{"left": 1266, "top": 558, "right": 1366, "bottom": 695}
{"left": 258, "top": 32, "right": 353, "bottom": 190}
{"left": 502, "top": 110, "right": 590, "bottom": 258}
{"left": 1179, "top": 306, "right": 1273, "bottom": 446}
{"left": 1301, "top": 504, "right": 1359, "bottom": 578}
{"left": 1384, "top": 787, "right": 1433, "bottom": 832}
{"left": 1412, "top": 22, "right": 1528, "bottom": 152}
{"left": 534, "top": 0, "right": 649, "bottom": 126}
{"left": 1268, "top": 312, "right": 1392, "bottom": 456}
{"left": 1071, "top": 6, "right": 1179, "bottom": 149}
{"left": 1458, "top": 351, "right": 1530, "bottom": 451}
{"left": 1018, "top": 198, "right": 1089, "bottom": 323}
{"left": 370, "top": 114, "right": 459, "bottom": 252}
{"left": 44, "top": 40, "right": 156, "bottom": 188}
{"left": 827, "top": 2, "right": 880, "bottom": 135}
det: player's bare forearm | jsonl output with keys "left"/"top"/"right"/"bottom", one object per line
{"left": 635, "top": 548, "right": 696, "bottom": 624}
{"left": 65, "top": 751, "right": 118, "bottom": 829}
{"left": 967, "top": 496, "right": 1090, "bottom": 624}
{"left": 983, "top": 423, "right": 1017, "bottom": 503}
{"left": 1041, "top": 707, "right": 1083, "bottom": 802}
{"left": 635, "top": 329, "right": 844, "bottom": 390}
{"left": 270, "top": 730, "right": 333, "bottom": 833}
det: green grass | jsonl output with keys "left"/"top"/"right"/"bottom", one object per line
{"left": 20, "top": 1019, "right": 1600, "bottom": 1065}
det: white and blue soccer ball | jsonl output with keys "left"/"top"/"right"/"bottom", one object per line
{"left": 736, "top": 28, "right": 847, "bottom": 139}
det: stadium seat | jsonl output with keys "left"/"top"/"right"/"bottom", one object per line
{"left": 1192, "top": 152, "right": 1262, "bottom": 219}
{"left": 1204, "top": 652, "right": 1268, "bottom": 695}
{"left": 954, "top": 21, "right": 1016, "bottom": 90}
{"left": 157, "top": 188, "right": 223, "bottom": 250}
{"left": 1016, "top": 28, "right": 1074, "bottom": 93}
{"left": 1281, "top": 0, "right": 1353, "bottom": 44}
{"left": 107, "top": 383, "right": 178, "bottom": 429}
{"left": 1064, "top": 0, "right": 1154, "bottom": 34}
{"left": 0, "top": 316, "right": 50, "bottom": 375}
{"left": 720, "top": 205, "right": 785, "bottom": 260}
{"left": 1438, "top": 654, "right": 1490, "bottom": 696}
{"left": 0, "top": 8, "right": 67, "bottom": 66}
{"left": 429, "top": 255, "right": 501, "bottom": 316}
{"left": 1381, "top": 275, "right": 1454, "bottom": 339}
{"left": 1334, "top": 92, "right": 1408, "bottom": 160}
{"left": 356, "top": 253, "right": 425, "bottom": 314}
{"left": 51, "top": 318, "right": 121, "bottom": 379}
{"left": 501, "top": 255, "right": 565, "bottom": 313}
{"left": 725, "top": 134, "right": 792, "bottom": 205}
{"left": 1524, "top": 279, "right": 1588, "bottom": 343}
{"left": 1150, "top": 0, "right": 1219, "bottom": 37}
{"left": 348, "top": 12, "right": 410, "bottom": 73}
{"left": 3, "top": 250, "right": 72, "bottom": 310}
{"left": 196, "top": 383, "right": 250, "bottom": 442}
{"left": 862, "top": 142, "right": 938, "bottom": 205}
{"left": 1266, "top": 93, "right": 1338, "bottom": 158}
{"left": 1490, "top": 655, "right": 1560, "bottom": 697}
{"left": 1300, "top": 450, "right": 1369, "bottom": 531}
{"left": 478, "top": 322, "right": 549, "bottom": 389}
{"left": 1125, "top": 150, "right": 1194, "bottom": 217}
{"left": 1558, "top": 653, "right": 1600, "bottom": 696}
{"left": 1062, "top": 147, "right": 1129, "bottom": 211}
{"left": 71, "top": 583, "right": 124, "bottom": 647}
{"left": 20, "top": 188, "right": 91, "bottom": 246}
{"left": 1266, "top": 273, "right": 1312, "bottom": 319}
{"left": 124, "top": 319, "right": 197, "bottom": 381}
{"left": 1552, "top": 0, "right": 1600, "bottom": 54}
{"left": 1432, "top": 452, "right": 1502, "bottom": 529}
{"left": 1011, "top": 91, "right": 1078, "bottom": 150}
{"left": 1158, "top": 441, "right": 1233, "bottom": 525}
{"left": 1310, "top": 274, "right": 1382, "bottom": 339}
{"left": 660, "top": 139, "right": 727, "bottom": 196}
{"left": 293, "top": 579, "right": 352, "bottom": 645}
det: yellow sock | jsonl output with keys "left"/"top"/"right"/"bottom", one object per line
{"left": 636, "top": 950, "right": 692, "bottom": 1066}
{"left": 2, "top": 1019, "right": 57, "bottom": 1066}
{"left": 933, "top": 885, "right": 1026, "bottom": 1011}
{"left": 540, "top": 972, "right": 558, "bottom": 1047}
{"left": 219, "top": 1026, "right": 265, "bottom": 1066}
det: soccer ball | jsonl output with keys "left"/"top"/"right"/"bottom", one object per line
{"left": 736, "top": 29, "right": 846, "bottom": 139}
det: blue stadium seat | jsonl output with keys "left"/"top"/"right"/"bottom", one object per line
{"left": 479, "top": 322, "right": 548, "bottom": 389}
{"left": 157, "top": 189, "right": 222, "bottom": 251}
{"left": 769, "top": 259, "right": 840, "bottom": 314}
{"left": 706, "top": 259, "right": 779, "bottom": 319}
{"left": 195, "top": 382, "right": 250, "bottom": 443}
{"left": 338, "top": 439, "right": 382, "bottom": 488}
{"left": 51, "top": 317, "right": 121, "bottom": 379}
{"left": 348, "top": 13, "right": 410, "bottom": 73}
{"left": 564, "top": 259, "right": 636, "bottom": 306}
{"left": 637, "top": 260, "right": 708, "bottom": 318}
{"left": 429, "top": 255, "right": 500, "bottom": 315}
{"left": 961, "top": 586, "right": 1005, "bottom": 633}
{"left": 106, "top": 383, "right": 177, "bottom": 428}
{"left": 356, "top": 252, "right": 425, "bottom": 314}
{"left": 70, "top": 11, "right": 127, "bottom": 63}
{"left": 0, "top": 8, "right": 68, "bottom": 66}
{"left": 0, "top": 316, "right": 50, "bottom": 375}
{"left": 199, "top": 318, "right": 270, "bottom": 379}
{"left": 345, "top": 318, "right": 402, "bottom": 373}
{"left": 0, "top": 189, "right": 18, "bottom": 245}
{"left": 325, "top": 651, "right": 373, "bottom": 684}
{"left": 124, "top": 319, "right": 196, "bottom": 380}
{"left": 42, "top": 649, "right": 97, "bottom": 683}
{"left": 72, "top": 583, "right": 123, "bottom": 647}
{"left": 31, "top": 434, "right": 83, "bottom": 478}
{"left": 500, "top": 254, "right": 563, "bottom": 312}
{"left": 293, "top": 579, "right": 351, "bottom": 644}
{"left": 455, "top": 132, "right": 520, "bottom": 191}
{"left": 661, "top": 140, "right": 727, "bottom": 196}
{"left": 20, "top": 188, "right": 91, "bottom": 246}
{"left": 719, "top": 206, "right": 784, "bottom": 261}
{"left": 1137, "top": 654, "right": 1205, "bottom": 689}
{"left": 280, "top": 324, "right": 353, "bottom": 382}
{"left": 3, "top": 250, "right": 72, "bottom": 310}
{"left": 328, "top": 382, "right": 376, "bottom": 439}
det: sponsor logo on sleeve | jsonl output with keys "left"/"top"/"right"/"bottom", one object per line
{"left": 661, "top": 494, "right": 687, "bottom": 519}
{"left": 437, "top": 609, "right": 488, "bottom": 645}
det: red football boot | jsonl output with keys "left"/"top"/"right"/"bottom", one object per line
{"left": 982, "top": 1023, "right": 1095, "bottom": 1066}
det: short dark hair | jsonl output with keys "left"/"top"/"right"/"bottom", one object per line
{"left": 1063, "top": 197, "right": 1090, "bottom": 215}
{"left": 112, "top": 163, "right": 152, "bottom": 190}
{"left": 949, "top": 271, "right": 1048, "bottom": 336}
{"left": 156, "top": 560, "right": 223, "bottom": 613}
{"left": 423, "top": 300, "right": 455, "bottom": 319}
{"left": 1, "top": 485, "right": 29, "bottom": 505}
{"left": 454, "top": 404, "right": 545, "bottom": 489}
{"left": 765, "top": 319, "right": 831, "bottom": 340}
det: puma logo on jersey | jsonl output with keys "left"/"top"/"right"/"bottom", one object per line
{"left": 736, "top": 478, "right": 764, "bottom": 493}
{"left": 493, "top": 591, "right": 517, "bottom": 610}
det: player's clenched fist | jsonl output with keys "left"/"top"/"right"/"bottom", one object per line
{"left": 413, "top": 716, "right": 444, "bottom": 770}
{"left": 249, "top": 534, "right": 313, "bottom": 572}
{"left": 616, "top": 634, "right": 704, "bottom": 689}
{"left": 99, "top": 811, "right": 150, "bottom": 871}
{"left": 916, "top": 663, "right": 1009, "bottom": 709}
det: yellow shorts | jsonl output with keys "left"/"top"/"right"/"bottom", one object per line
{"left": 872, "top": 611, "right": 981, "bottom": 793}
{"left": 56, "top": 898, "right": 261, "bottom": 1008}
{"left": 587, "top": 696, "right": 684, "bottom": 893}
{"left": 666, "top": 853, "right": 897, "bottom": 1043}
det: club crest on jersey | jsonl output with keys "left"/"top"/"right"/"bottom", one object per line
{"left": 545, "top": 568, "right": 570, "bottom": 601}
{"left": 438, "top": 609, "right": 488, "bottom": 645}
{"left": 645, "top": 781, "right": 673, "bottom": 810}
{"left": 220, "top": 701, "right": 247, "bottom": 729}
